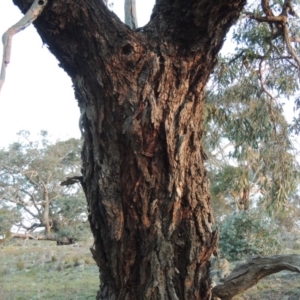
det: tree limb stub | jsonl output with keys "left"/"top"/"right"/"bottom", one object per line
{"left": 212, "top": 254, "right": 300, "bottom": 300}
{"left": 0, "top": 0, "right": 48, "bottom": 94}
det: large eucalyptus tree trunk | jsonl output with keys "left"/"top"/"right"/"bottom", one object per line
{"left": 13, "top": 0, "right": 246, "bottom": 299}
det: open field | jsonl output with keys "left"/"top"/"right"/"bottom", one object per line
{"left": 0, "top": 239, "right": 99, "bottom": 300}
{"left": 1, "top": 238, "right": 300, "bottom": 299}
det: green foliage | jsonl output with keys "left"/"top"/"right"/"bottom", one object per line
{"left": 51, "top": 194, "right": 91, "bottom": 242}
{"left": 219, "top": 210, "right": 282, "bottom": 261}
{"left": 0, "top": 131, "right": 88, "bottom": 242}
{"left": 0, "top": 205, "right": 20, "bottom": 238}
{"left": 204, "top": 0, "right": 300, "bottom": 217}
{"left": 0, "top": 240, "right": 99, "bottom": 300}
{"left": 16, "top": 259, "right": 25, "bottom": 271}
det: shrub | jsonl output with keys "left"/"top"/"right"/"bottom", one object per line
{"left": 16, "top": 259, "right": 25, "bottom": 271}
{"left": 219, "top": 210, "right": 282, "bottom": 260}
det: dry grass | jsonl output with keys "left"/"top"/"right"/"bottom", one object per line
{"left": 1, "top": 238, "right": 300, "bottom": 299}
{"left": 0, "top": 239, "right": 99, "bottom": 300}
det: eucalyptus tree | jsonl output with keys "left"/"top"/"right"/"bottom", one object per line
{"left": 203, "top": 0, "right": 300, "bottom": 223}
{"left": 5, "top": 0, "right": 300, "bottom": 299}
{"left": 205, "top": 82, "right": 299, "bottom": 219}
{"left": 0, "top": 131, "right": 87, "bottom": 241}
{"left": 0, "top": 205, "right": 20, "bottom": 238}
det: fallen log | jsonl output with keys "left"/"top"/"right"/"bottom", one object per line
{"left": 212, "top": 254, "right": 300, "bottom": 300}
{"left": 11, "top": 233, "right": 56, "bottom": 241}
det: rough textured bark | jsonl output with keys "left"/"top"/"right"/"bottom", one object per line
{"left": 212, "top": 254, "right": 300, "bottom": 300}
{"left": 12, "top": 1, "right": 246, "bottom": 299}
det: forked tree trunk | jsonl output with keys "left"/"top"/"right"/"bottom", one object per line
{"left": 12, "top": 1, "right": 246, "bottom": 299}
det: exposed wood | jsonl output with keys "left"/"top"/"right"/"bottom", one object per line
{"left": 212, "top": 254, "right": 300, "bottom": 300}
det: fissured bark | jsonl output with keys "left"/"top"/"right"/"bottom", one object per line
{"left": 12, "top": 1, "right": 246, "bottom": 299}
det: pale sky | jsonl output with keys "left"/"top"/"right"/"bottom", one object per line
{"left": 0, "top": 0, "right": 155, "bottom": 146}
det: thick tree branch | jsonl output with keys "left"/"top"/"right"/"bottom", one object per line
{"left": 245, "top": 13, "right": 285, "bottom": 23}
{"left": 12, "top": 0, "right": 247, "bottom": 78}
{"left": 212, "top": 254, "right": 300, "bottom": 300}
{"left": 13, "top": 0, "right": 136, "bottom": 79}
{"left": 145, "top": 0, "right": 246, "bottom": 52}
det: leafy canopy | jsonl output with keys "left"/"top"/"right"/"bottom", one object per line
{"left": 204, "top": 0, "right": 300, "bottom": 218}
{"left": 0, "top": 131, "right": 89, "bottom": 241}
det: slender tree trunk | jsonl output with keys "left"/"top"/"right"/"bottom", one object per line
{"left": 12, "top": 1, "right": 246, "bottom": 299}
{"left": 43, "top": 187, "right": 51, "bottom": 234}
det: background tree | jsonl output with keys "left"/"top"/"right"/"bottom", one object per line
{"left": 203, "top": 0, "right": 300, "bottom": 221}
{"left": 0, "top": 131, "right": 89, "bottom": 243}
{"left": 204, "top": 89, "right": 300, "bottom": 220}
{"left": 8, "top": 0, "right": 300, "bottom": 299}
{"left": 219, "top": 210, "right": 282, "bottom": 260}
{"left": 0, "top": 204, "right": 20, "bottom": 239}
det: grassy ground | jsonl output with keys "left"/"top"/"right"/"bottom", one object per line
{"left": 240, "top": 272, "right": 300, "bottom": 300}
{"left": 231, "top": 248, "right": 300, "bottom": 300}
{"left": 0, "top": 239, "right": 99, "bottom": 300}
{"left": 1, "top": 239, "right": 300, "bottom": 299}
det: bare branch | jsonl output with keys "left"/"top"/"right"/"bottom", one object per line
{"left": 0, "top": 0, "right": 48, "bottom": 93}
{"left": 246, "top": 0, "right": 300, "bottom": 71}
{"left": 245, "top": 13, "right": 285, "bottom": 23}
{"left": 24, "top": 171, "right": 40, "bottom": 188}
{"left": 19, "top": 188, "right": 41, "bottom": 214}
{"left": 15, "top": 195, "right": 39, "bottom": 219}
{"left": 283, "top": 25, "right": 300, "bottom": 70}
{"left": 261, "top": 0, "right": 274, "bottom": 17}
{"left": 124, "top": 0, "right": 138, "bottom": 30}
{"left": 282, "top": 0, "right": 298, "bottom": 18}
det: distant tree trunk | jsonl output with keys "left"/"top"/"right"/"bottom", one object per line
{"left": 12, "top": 0, "right": 246, "bottom": 299}
{"left": 43, "top": 186, "right": 51, "bottom": 234}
